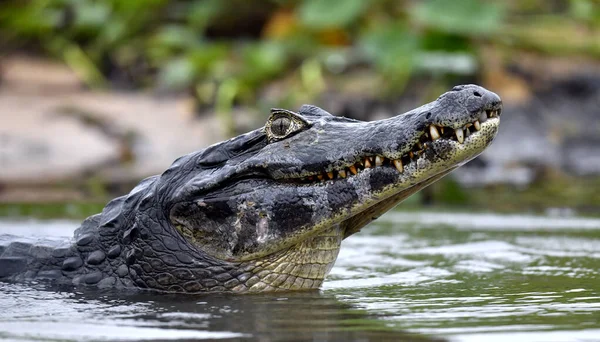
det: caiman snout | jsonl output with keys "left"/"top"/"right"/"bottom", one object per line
{"left": 448, "top": 84, "right": 502, "bottom": 115}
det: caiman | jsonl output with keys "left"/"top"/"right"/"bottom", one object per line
{"left": 0, "top": 85, "right": 502, "bottom": 293}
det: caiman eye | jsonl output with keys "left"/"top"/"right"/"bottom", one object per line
{"left": 265, "top": 109, "right": 309, "bottom": 142}
{"left": 271, "top": 116, "right": 291, "bottom": 136}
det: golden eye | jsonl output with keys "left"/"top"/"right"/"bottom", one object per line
{"left": 265, "top": 109, "right": 308, "bottom": 142}
{"left": 270, "top": 116, "right": 292, "bottom": 137}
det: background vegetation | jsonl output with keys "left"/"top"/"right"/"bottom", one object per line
{"left": 1, "top": 0, "right": 599, "bottom": 217}
{"left": 2, "top": 0, "right": 598, "bottom": 108}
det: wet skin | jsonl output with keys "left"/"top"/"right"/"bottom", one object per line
{"left": 0, "top": 84, "right": 502, "bottom": 293}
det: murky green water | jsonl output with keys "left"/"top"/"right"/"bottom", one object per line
{"left": 1, "top": 211, "right": 599, "bottom": 341}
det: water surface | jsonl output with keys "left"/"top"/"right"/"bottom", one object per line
{"left": 1, "top": 211, "right": 599, "bottom": 341}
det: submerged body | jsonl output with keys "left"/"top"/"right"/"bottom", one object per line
{"left": 0, "top": 85, "right": 502, "bottom": 293}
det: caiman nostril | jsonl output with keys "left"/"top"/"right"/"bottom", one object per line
{"left": 473, "top": 91, "right": 482, "bottom": 97}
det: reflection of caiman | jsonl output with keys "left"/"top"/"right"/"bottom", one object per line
{"left": 0, "top": 85, "right": 501, "bottom": 293}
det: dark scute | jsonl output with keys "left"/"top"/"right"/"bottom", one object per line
{"left": 232, "top": 211, "right": 259, "bottom": 255}
{"left": 326, "top": 180, "right": 359, "bottom": 211}
{"left": 99, "top": 196, "right": 126, "bottom": 228}
{"left": 125, "top": 249, "right": 137, "bottom": 265}
{"left": 4, "top": 242, "right": 33, "bottom": 256}
{"left": 369, "top": 169, "right": 399, "bottom": 193}
{"left": 116, "top": 264, "right": 129, "bottom": 277}
{"left": 107, "top": 245, "right": 121, "bottom": 259}
{"left": 298, "top": 104, "right": 333, "bottom": 117}
{"left": 183, "top": 281, "right": 203, "bottom": 292}
{"left": 62, "top": 256, "right": 83, "bottom": 271}
{"left": 86, "top": 250, "right": 106, "bottom": 265}
{"left": 0, "top": 257, "right": 28, "bottom": 278}
{"left": 84, "top": 272, "right": 103, "bottom": 284}
{"left": 202, "top": 279, "right": 218, "bottom": 287}
{"left": 175, "top": 199, "right": 234, "bottom": 228}
{"left": 37, "top": 270, "right": 62, "bottom": 279}
{"left": 271, "top": 194, "right": 313, "bottom": 234}
{"left": 161, "top": 235, "right": 180, "bottom": 252}
{"left": 198, "top": 129, "right": 267, "bottom": 167}
{"left": 156, "top": 273, "right": 176, "bottom": 286}
{"left": 76, "top": 233, "right": 94, "bottom": 246}
{"left": 98, "top": 277, "right": 116, "bottom": 288}
{"left": 121, "top": 225, "right": 139, "bottom": 245}
{"left": 174, "top": 252, "right": 194, "bottom": 264}
{"left": 214, "top": 272, "right": 232, "bottom": 282}
{"left": 52, "top": 247, "right": 71, "bottom": 258}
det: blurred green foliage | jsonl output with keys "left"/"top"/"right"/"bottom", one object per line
{"left": 0, "top": 0, "right": 598, "bottom": 108}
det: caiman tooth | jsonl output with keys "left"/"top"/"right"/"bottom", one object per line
{"left": 429, "top": 125, "right": 441, "bottom": 141}
{"left": 480, "top": 111, "right": 488, "bottom": 123}
{"left": 349, "top": 165, "right": 358, "bottom": 175}
{"left": 338, "top": 170, "right": 346, "bottom": 178}
{"left": 364, "top": 158, "right": 372, "bottom": 168}
{"left": 464, "top": 128, "right": 470, "bottom": 138}
{"left": 375, "top": 156, "right": 384, "bottom": 166}
{"left": 440, "top": 126, "right": 444, "bottom": 134}
{"left": 393, "top": 159, "right": 403, "bottom": 173}
{"left": 416, "top": 142, "right": 423, "bottom": 149}
{"left": 317, "top": 174, "right": 324, "bottom": 181}
{"left": 409, "top": 151, "right": 414, "bottom": 159}
{"left": 327, "top": 171, "right": 334, "bottom": 180}
{"left": 474, "top": 120, "right": 481, "bottom": 131}
{"left": 455, "top": 128, "right": 464, "bottom": 144}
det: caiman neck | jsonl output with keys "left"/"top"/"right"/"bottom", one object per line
{"left": 232, "top": 225, "right": 343, "bottom": 293}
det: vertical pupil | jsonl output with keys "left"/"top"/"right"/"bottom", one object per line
{"left": 278, "top": 120, "right": 286, "bottom": 134}
{"left": 273, "top": 117, "right": 290, "bottom": 135}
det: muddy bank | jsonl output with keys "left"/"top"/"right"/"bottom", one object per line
{"left": 0, "top": 57, "right": 225, "bottom": 201}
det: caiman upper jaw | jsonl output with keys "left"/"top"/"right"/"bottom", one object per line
{"left": 289, "top": 99, "right": 502, "bottom": 183}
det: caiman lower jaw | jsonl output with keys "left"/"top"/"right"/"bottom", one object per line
{"left": 341, "top": 169, "right": 455, "bottom": 239}
{"left": 230, "top": 172, "right": 453, "bottom": 293}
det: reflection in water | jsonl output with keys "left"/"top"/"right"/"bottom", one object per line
{"left": 1, "top": 212, "right": 600, "bottom": 341}
{"left": 0, "top": 283, "right": 440, "bottom": 341}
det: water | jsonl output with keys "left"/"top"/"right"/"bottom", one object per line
{"left": 1, "top": 211, "right": 599, "bottom": 341}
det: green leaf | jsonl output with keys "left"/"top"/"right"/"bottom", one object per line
{"left": 187, "top": 0, "right": 223, "bottom": 30}
{"left": 59, "top": 41, "right": 107, "bottom": 88}
{"left": 410, "top": 0, "right": 505, "bottom": 36}
{"left": 298, "top": 0, "right": 367, "bottom": 28}
{"left": 359, "top": 25, "right": 419, "bottom": 89}
{"left": 242, "top": 42, "right": 287, "bottom": 82}
{"left": 153, "top": 25, "right": 199, "bottom": 50}
{"left": 73, "top": 1, "right": 111, "bottom": 31}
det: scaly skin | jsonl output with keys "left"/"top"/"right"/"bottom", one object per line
{"left": 0, "top": 85, "right": 502, "bottom": 293}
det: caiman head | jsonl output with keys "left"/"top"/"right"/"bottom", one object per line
{"left": 115, "top": 84, "right": 501, "bottom": 293}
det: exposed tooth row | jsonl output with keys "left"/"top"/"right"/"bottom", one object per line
{"left": 302, "top": 111, "right": 498, "bottom": 183}
{"left": 302, "top": 154, "right": 407, "bottom": 182}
